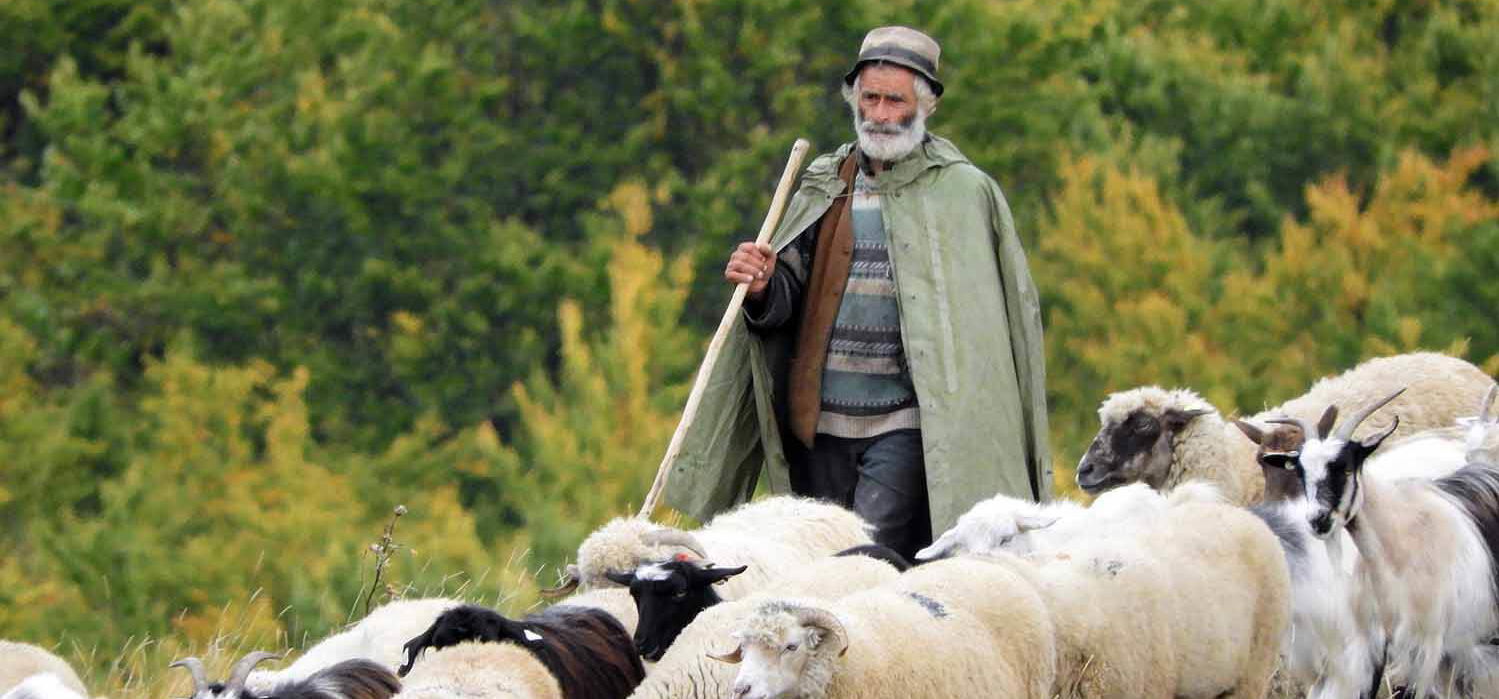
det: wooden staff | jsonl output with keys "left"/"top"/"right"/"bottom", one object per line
{"left": 638, "top": 138, "right": 812, "bottom": 518}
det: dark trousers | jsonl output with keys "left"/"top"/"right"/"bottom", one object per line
{"left": 795, "top": 429, "right": 931, "bottom": 560}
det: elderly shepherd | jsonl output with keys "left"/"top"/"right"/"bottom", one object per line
{"left": 666, "top": 26, "right": 1050, "bottom": 558}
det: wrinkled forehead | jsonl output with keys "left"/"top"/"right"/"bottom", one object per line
{"left": 737, "top": 612, "right": 803, "bottom": 648}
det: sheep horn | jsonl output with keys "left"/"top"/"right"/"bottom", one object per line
{"left": 641, "top": 529, "right": 709, "bottom": 560}
{"left": 1480, "top": 384, "right": 1497, "bottom": 424}
{"left": 169, "top": 657, "right": 210, "bottom": 696}
{"left": 794, "top": 607, "right": 850, "bottom": 658}
{"left": 222, "top": 651, "right": 282, "bottom": 697}
{"left": 706, "top": 644, "right": 744, "bottom": 664}
{"left": 539, "top": 563, "right": 581, "bottom": 598}
{"left": 1331, "top": 388, "right": 1406, "bottom": 443}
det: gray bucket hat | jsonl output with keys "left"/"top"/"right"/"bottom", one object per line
{"left": 843, "top": 26, "right": 944, "bottom": 97}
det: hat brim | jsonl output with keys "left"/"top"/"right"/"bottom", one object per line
{"left": 843, "top": 49, "right": 944, "bottom": 97}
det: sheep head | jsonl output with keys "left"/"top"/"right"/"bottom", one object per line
{"left": 914, "top": 495, "right": 1059, "bottom": 562}
{"left": 715, "top": 601, "right": 848, "bottom": 699}
{"left": 1266, "top": 388, "right": 1404, "bottom": 537}
{"left": 1077, "top": 387, "right": 1213, "bottom": 495}
{"left": 607, "top": 558, "right": 747, "bottom": 661}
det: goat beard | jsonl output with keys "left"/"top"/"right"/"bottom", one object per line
{"left": 852, "top": 105, "right": 927, "bottom": 162}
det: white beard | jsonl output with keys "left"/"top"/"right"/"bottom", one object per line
{"left": 852, "top": 105, "right": 928, "bottom": 162}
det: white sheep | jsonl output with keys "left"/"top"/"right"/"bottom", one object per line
{"left": 552, "top": 496, "right": 872, "bottom": 600}
{"left": 0, "top": 642, "right": 87, "bottom": 699}
{"left": 0, "top": 674, "right": 86, "bottom": 699}
{"left": 1267, "top": 389, "right": 1499, "bottom": 696}
{"left": 913, "top": 481, "right": 1221, "bottom": 562}
{"left": 626, "top": 555, "right": 903, "bottom": 699}
{"left": 713, "top": 555, "right": 1056, "bottom": 699}
{"left": 1079, "top": 352, "right": 1495, "bottom": 505}
{"left": 245, "top": 597, "right": 461, "bottom": 693}
{"left": 930, "top": 495, "right": 1287, "bottom": 698}
{"left": 395, "top": 641, "right": 561, "bottom": 699}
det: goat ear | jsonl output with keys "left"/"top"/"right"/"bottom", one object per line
{"left": 1233, "top": 419, "right": 1265, "bottom": 445}
{"left": 1357, "top": 415, "right": 1399, "bottom": 456}
{"left": 605, "top": 570, "right": 636, "bottom": 587}
{"left": 1164, "top": 408, "right": 1211, "bottom": 431}
{"left": 706, "top": 644, "right": 743, "bottom": 664}
{"left": 704, "top": 565, "right": 748, "bottom": 584}
{"left": 1316, "top": 405, "right": 1339, "bottom": 440}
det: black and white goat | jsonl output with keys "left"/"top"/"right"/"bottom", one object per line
{"left": 1264, "top": 388, "right": 1499, "bottom": 696}
{"left": 170, "top": 654, "right": 398, "bottom": 699}
{"left": 398, "top": 604, "right": 644, "bottom": 699}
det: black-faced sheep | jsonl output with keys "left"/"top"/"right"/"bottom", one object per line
{"left": 398, "top": 604, "right": 643, "bottom": 699}
{"left": 624, "top": 555, "right": 902, "bottom": 699}
{"left": 1078, "top": 352, "right": 1495, "bottom": 505}
{"left": 1266, "top": 389, "right": 1499, "bottom": 696}
{"left": 611, "top": 551, "right": 903, "bottom": 663}
{"left": 172, "top": 654, "right": 399, "bottom": 699}
{"left": 547, "top": 496, "right": 872, "bottom": 601}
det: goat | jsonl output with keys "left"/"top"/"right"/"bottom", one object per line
{"left": 1265, "top": 389, "right": 1499, "bottom": 696}
{"left": 171, "top": 654, "right": 398, "bottom": 699}
{"left": 1079, "top": 353, "right": 1494, "bottom": 505}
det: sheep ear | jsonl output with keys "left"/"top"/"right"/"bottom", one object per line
{"left": 706, "top": 645, "right": 743, "bottom": 664}
{"left": 704, "top": 565, "right": 748, "bottom": 585}
{"left": 1164, "top": 408, "right": 1211, "bottom": 431}
{"left": 540, "top": 564, "right": 581, "bottom": 598}
{"left": 914, "top": 535, "right": 953, "bottom": 562}
{"left": 1316, "top": 405, "right": 1339, "bottom": 441}
{"left": 1233, "top": 419, "right": 1265, "bottom": 445}
{"left": 605, "top": 569, "right": 636, "bottom": 587}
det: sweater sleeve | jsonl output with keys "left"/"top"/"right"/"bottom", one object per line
{"left": 743, "top": 224, "right": 815, "bottom": 332}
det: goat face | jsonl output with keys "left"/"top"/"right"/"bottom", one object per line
{"left": 1266, "top": 399, "right": 1400, "bottom": 538}
{"left": 398, "top": 605, "right": 537, "bottom": 676}
{"left": 1077, "top": 407, "right": 1208, "bottom": 495}
{"left": 608, "top": 559, "right": 746, "bottom": 661}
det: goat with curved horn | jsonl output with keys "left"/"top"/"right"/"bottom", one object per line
{"left": 170, "top": 657, "right": 210, "bottom": 697}
{"left": 1331, "top": 387, "right": 1407, "bottom": 443}
{"left": 221, "top": 651, "right": 282, "bottom": 698}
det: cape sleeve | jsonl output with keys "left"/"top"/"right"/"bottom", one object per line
{"left": 987, "top": 180, "right": 1053, "bottom": 501}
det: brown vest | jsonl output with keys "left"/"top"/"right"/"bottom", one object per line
{"left": 787, "top": 151, "right": 861, "bottom": 447}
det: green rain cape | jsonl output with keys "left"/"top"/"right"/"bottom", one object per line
{"left": 664, "top": 135, "right": 1051, "bottom": 534}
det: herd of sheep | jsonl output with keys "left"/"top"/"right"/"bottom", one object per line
{"left": 4, "top": 351, "right": 1499, "bottom": 699}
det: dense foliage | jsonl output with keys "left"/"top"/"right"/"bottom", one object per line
{"left": 0, "top": 0, "right": 1494, "bottom": 694}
